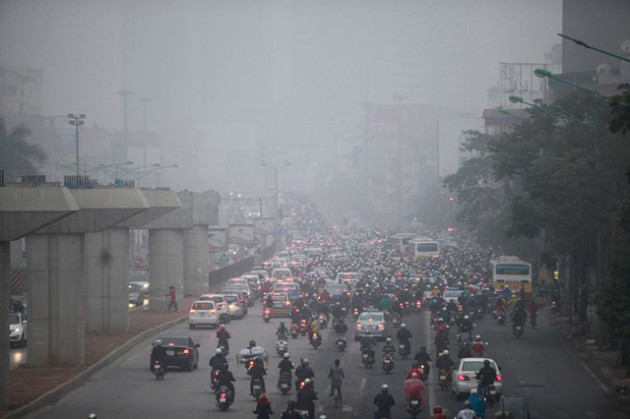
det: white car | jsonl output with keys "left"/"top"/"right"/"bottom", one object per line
{"left": 442, "top": 289, "right": 463, "bottom": 304}
{"left": 188, "top": 300, "right": 219, "bottom": 329}
{"left": 10, "top": 312, "right": 28, "bottom": 347}
{"left": 199, "top": 294, "right": 231, "bottom": 323}
{"left": 452, "top": 357, "right": 503, "bottom": 399}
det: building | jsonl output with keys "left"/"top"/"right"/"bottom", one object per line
{"left": 0, "top": 65, "right": 42, "bottom": 130}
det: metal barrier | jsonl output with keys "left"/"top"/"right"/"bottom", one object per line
{"left": 0, "top": 169, "right": 4, "bottom": 186}
{"left": 19, "top": 175, "right": 47, "bottom": 185}
{"left": 63, "top": 175, "right": 97, "bottom": 189}
{"left": 208, "top": 241, "right": 277, "bottom": 288}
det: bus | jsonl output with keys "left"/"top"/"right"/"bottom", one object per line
{"left": 490, "top": 256, "right": 532, "bottom": 297}
{"left": 407, "top": 237, "right": 439, "bottom": 259}
{"left": 389, "top": 233, "right": 416, "bottom": 254}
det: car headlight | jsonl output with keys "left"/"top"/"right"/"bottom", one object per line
{"left": 11, "top": 326, "right": 21, "bottom": 334}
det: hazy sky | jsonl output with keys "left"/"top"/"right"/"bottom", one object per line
{"left": 0, "top": 0, "right": 562, "bottom": 192}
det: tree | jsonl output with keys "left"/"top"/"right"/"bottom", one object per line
{"left": 609, "top": 83, "right": 630, "bottom": 134}
{"left": 0, "top": 117, "right": 46, "bottom": 181}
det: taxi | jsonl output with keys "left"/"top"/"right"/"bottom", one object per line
{"left": 267, "top": 292, "right": 292, "bottom": 317}
{"left": 354, "top": 309, "right": 388, "bottom": 341}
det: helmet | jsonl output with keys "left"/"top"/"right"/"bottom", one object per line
{"left": 464, "top": 400, "right": 471, "bottom": 407}
{"left": 401, "top": 323, "right": 406, "bottom": 328}
{"left": 88, "top": 415, "right": 97, "bottom": 419}
{"left": 154, "top": 339, "right": 162, "bottom": 347}
{"left": 464, "top": 315, "right": 469, "bottom": 320}
{"left": 381, "top": 384, "right": 389, "bottom": 392}
{"left": 303, "top": 358, "right": 309, "bottom": 365}
{"left": 483, "top": 359, "right": 490, "bottom": 365}
{"left": 215, "top": 348, "right": 222, "bottom": 355}
{"left": 219, "top": 324, "right": 225, "bottom": 330}
{"left": 420, "top": 346, "right": 426, "bottom": 351}
{"left": 438, "top": 317, "right": 444, "bottom": 322}
{"left": 411, "top": 372, "right": 418, "bottom": 379}
{"left": 386, "top": 337, "right": 392, "bottom": 343}
{"left": 287, "top": 400, "right": 296, "bottom": 409}
{"left": 475, "top": 335, "right": 481, "bottom": 340}
{"left": 470, "top": 388, "right": 478, "bottom": 394}
{"left": 260, "top": 393, "right": 267, "bottom": 399}
{"left": 304, "top": 378, "right": 312, "bottom": 384}
{"left": 249, "top": 340, "right": 256, "bottom": 347}
{"left": 280, "top": 320, "right": 285, "bottom": 325}
{"left": 443, "top": 349, "right": 449, "bottom": 355}
{"left": 283, "top": 352, "right": 290, "bottom": 359}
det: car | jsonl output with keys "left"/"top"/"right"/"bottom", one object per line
{"left": 336, "top": 272, "right": 360, "bottom": 287}
{"left": 9, "top": 312, "right": 27, "bottom": 348}
{"left": 223, "top": 293, "right": 247, "bottom": 319}
{"left": 222, "top": 283, "right": 255, "bottom": 306}
{"left": 354, "top": 309, "right": 388, "bottom": 341}
{"left": 272, "top": 282, "right": 300, "bottom": 301}
{"left": 326, "top": 283, "right": 352, "bottom": 307}
{"left": 452, "top": 358, "right": 503, "bottom": 399}
{"left": 150, "top": 335, "right": 200, "bottom": 372}
{"left": 271, "top": 268, "right": 293, "bottom": 281}
{"left": 442, "top": 289, "right": 464, "bottom": 304}
{"left": 188, "top": 300, "right": 220, "bottom": 329}
{"left": 267, "top": 292, "right": 292, "bottom": 317}
{"left": 128, "top": 282, "right": 147, "bottom": 306}
{"left": 199, "top": 294, "right": 231, "bottom": 323}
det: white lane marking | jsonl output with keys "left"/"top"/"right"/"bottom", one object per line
{"left": 579, "top": 360, "right": 610, "bottom": 394}
{"left": 360, "top": 377, "right": 367, "bottom": 392}
{"left": 342, "top": 405, "right": 353, "bottom": 412}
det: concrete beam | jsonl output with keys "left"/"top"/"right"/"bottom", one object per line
{"left": 117, "top": 188, "right": 181, "bottom": 228}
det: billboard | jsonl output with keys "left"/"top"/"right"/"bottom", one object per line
{"left": 208, "top": 228, "right": 228, "bottom": 252}
{"left": 228, "top": 224, "right": 256, "bottom": 244}
{"left": 254, "top": 218, "right": 275, "bottom": 236}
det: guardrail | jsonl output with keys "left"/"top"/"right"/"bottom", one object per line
{"left": 208, "top": 241, "right": 277, "bottom": 287}
{"left": 0, "top": 169, "right": 4, "bottom": 187}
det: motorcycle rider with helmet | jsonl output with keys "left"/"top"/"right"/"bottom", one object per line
{"left": 276, "top": 321, "right": 289, "bottom": 340}
{"left": 396, "top": 323, "right": 413, "bottom": 354}
{"left": 216, "top": 324, "right": 231, "bottom": 353}
{"left": 414, "top": 346, "right": 432, "bottom": 377}
{"left": 373, "top": 384, "right": 395, "bottom": 419}
{"left": 403, "top": 372, "right": 426, "bottom": 409}
{"left": 248, "top": 357, "right": 267, "bottom": 396}
{"left": 297, "top": 378, "right": 318, "bottom": 419}
{"left": 209, "top": 347, "right": 229, "bottom": 371}
{"left": 475, "top": 359, "right": 497, "bottom": 396}
{"left": 295, "top": 358, "right": 315, "bottom": 391}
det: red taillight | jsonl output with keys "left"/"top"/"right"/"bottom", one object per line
{"left": 214, "top": 370, "right": 220, "bottom": 376}
{"left": 219, "top": 392, "right": 226, "bottom": 398}
{"left": 189, "top": 309, "right": 196, "bottom": 314}
{"left": 154, "top": 360, "right": 160, "bottom": 365}
{"left": 458, "top": 374, "right": 469, "bottom": 381}
{"left": 496, "top": 375, "right": 502, "bottom": 382}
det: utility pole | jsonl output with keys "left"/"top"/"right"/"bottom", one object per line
{"left": 393, "top": 94, "right": 407, "bottom": 231}
{"left": 117, "top": 90, "right": 133, "bottom": 161}
{"left": 67, "top": 114, "right": 86, "bottom": 177}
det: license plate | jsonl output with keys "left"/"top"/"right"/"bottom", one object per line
{"left": 281, "top": 383, "right": 289, "bottom": 389}
{"left": 166, "top": 350, "right": 174, "bottom": 356}
{"left": 439, "top": 375, "right": 446, "bottom": 380}
{"left": 362, "top": 354, "right": 368, "bottom": 359}
{"left": 411, "top": 400, "right": 419, "bottom": 406}
{"left": 219, "top": 397, "right": 226, "bottom": 402}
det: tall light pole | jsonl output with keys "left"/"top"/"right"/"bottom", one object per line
{"left": 117, "top": 90, "right": 133, "bottom": 161}
{"left": 138, "top": 97, "right": 152, "bottom": 169}
{"left": 393, "top": 94, "right": 407, "bottom": 231}
{"left": 67, "top": 114, "right": 85, "bottom": 177}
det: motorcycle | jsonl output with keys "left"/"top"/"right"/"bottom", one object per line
{"left": 438, "top": 369, "right": 451, "bottom": 390}
{"left": 318, "top": 313, "right": 328, "bottom": 329}
{"left": 407, "top": 395, "right": 423, "bottom": 418}
{"left": 251, "top": 378, "right": 263, "bottom": 400}
{"left": 310, "top": 332, "right": 321, "bottom": 349}
{"left": 382, "top": 353, "right": 394, "bottom": 374}
{"left": 276, "top": 339, "right": 288, "bottom": 356}
{"left": 215, "top": 384, "right": 233, "bottom": 411}
{"left": 398, "top": 343, "right": 409, "bottom": 359}
{"left": 361, "top": 349, "right": 374, "bottom": 368}
{"left": 290, "top": 323, "right": 299, "bottom": 339}
{"left": 153, "top": 360, "right": 164, "bottom": 380}
{"left": 352, "top": 307, "right": 360, "bottom": 319}
{"left": 496, "top": 311, "right": 506, "bottom": 325}
{"left": 277, "top": 371, "right": 292, "bottom": 394}
{"left": 263, "top": 307, "right": 273, "bottom": 323}
{"left": 414, "top": 299, "right": 422, "bottom": 312}
{"left": 481, "top": 383, "right": 497, "bottom": 406}
{"left": 299, "top": 318, "right": 309, "bottom": 336}
{"left": 514, "top": 323, "right": 524, "bottom": 339}
{"left": 418, "top": 364, "right": 428, "bottom": 381}
{"left": 551, "top": 299, "right": 561, "bottom": 314}
{"left": 210, "top": 369, "right": 221, "bottom": 391}
{"left": 334, "top": 334, "right": 347, "bottom": 351}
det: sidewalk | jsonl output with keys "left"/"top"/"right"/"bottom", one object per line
{"left": 548, "top": 308, "right": 630, "bottom": 416}
{"left": 0, "top": 295, "right": 198, "bottom": 418}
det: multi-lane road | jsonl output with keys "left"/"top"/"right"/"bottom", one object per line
{"left": 23, "top": 303, "right": 619, "bottom": 418}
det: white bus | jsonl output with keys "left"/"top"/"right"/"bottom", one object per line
{"left": 407, "top": 237, "right": 439, "bottom": 259}
{"left": 389, "top": 233, "right": 416, "bottom": 254}
{"left": 490, "top": 256, "right": 532, "bottom": 297}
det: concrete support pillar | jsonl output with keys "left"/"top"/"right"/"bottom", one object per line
{"left": 149, "top": 229, "right": 183, "bottom": 311}
{"left": 85, "top": 228, "right": 130, "bottom": 333}
{"left": 0, "top": 241, "right": 10, "bottom": 408}
{"left": 26, "top": 234, "right": 85, "bottom": 366}
{"left": 183, "top": 225, "right": 209, "bottom": 296}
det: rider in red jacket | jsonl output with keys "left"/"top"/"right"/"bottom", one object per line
{"left": 403, "top": 372, "right": 426, "bottom": 407}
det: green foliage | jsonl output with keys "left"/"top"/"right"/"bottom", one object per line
{"left": 609, "top": 83, "right": 630, "bottom": 134}
{"left": 0, "top": 117, "right": 46, "bottom": 181}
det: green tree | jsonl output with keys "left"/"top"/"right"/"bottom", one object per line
{"left": 609, "top": 83, "right": 630, "bottom": 134}
{"left": 0, "top": 117, "right": 46, "bottom": 181}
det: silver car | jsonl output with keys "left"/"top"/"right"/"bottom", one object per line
{"left": 9, "top": 312, "right": 28, "bottom": 348}
{"left": 354, "top": 310, "right": 388, "bottom": 341}
{"left": 223, "top": 293, "right": 247, "bottom": 319}
{"left": 452, "top": 357, "right": 503, "bottom": 399}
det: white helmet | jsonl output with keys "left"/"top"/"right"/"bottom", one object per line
{"left": 443, "top": 349, "right": 449, "bottom": 355}
{"left": 386, "top": 337, "right": 392, "bottom": 343}
{"left": 215, "top": 348, "right": 222, "bottom": 355}
{"left": 401, "top": 323, "right": 407, "bottom": 328}
{"left": 381, "top": 384, "right": 389, "bottom": 392}
{"left": 283, "top": 352, "right": 290, "bottom": 359}
{"left": 464, "top": 315, "right": 469, "bottom": 320}
{"left": 470, "top": 388, "right": 478, "bottom": 394}
{"left": 475, "top": 335, "right": 481, "bottom": 340}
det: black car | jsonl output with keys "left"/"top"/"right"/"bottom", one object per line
{"left": 150, "top": 335, "right": 200, "bottom": 372}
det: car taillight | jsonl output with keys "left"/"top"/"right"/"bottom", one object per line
{"left": 182, "top": 349, "right": 190, "bottom": 354}
{"left": 458, "top": 374, "right": 469, "bottom": 381}
{"left": 189, "top": 309, "right": 196, "bottom": 314}
{"left": 356, "top": 322, "right": 362, "bottom": 328}
{"left": 285, "top": 301, "right": 290, "bottom": 305}
{"left": 496, "top": 375, "right": 502, "bottom": 382}
{"left": 210, "top": 309, "right": 217, "bottom": 314}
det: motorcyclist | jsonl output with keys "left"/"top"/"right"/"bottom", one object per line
{"left": 333, "top": 317, "right": 349, "bottom": 334}
{"left": 253, "top": 393, "right": 274, "bottom": 419}
{"left": 457, "top": 342, "right": 473, "bottom": 359}
{"left": 265, "top": 293, "right": 274, "bottom": 309}
{"left": 297, "top": 378, "right": 318, "bottom": 419}
{"left": 328, "top": 359, "right": 344, "bottom": 403}
{"left": 435, "top": 331, "right": 450, "bottom": 355}
{"left": 406, "top": 362, "right": 425, "bottom": 379}
{"left": 396, "top": 323, "right": 413, "bottom": 353}
{"left": 295, "top": 358, "right": 315, "bottom": 390}
{"left": 457, "top": 315, "right": 474, "bottom": 340}
{"left": 331, "top": 302, "right": 344, "bottom": 324}
{"left": 456, "top": 400, "right": 479, "bottom": 419}
{"left": 373, "top": 384, "right": 395, "bottom": 419}
{"left": 216, "top": 324, "right": 231, "bottom": 353}
{"left": 436, "top": 349, "right": 455, "bottom": 379}
{"left": 382, "top": 337, "right": 396, "bottom": 357}
{"left": 276, "top": 321, "right": 289, "bottom": 340}
{"left": 512, "top": 307, "right": 527, "bottom": 335}
{"left": 403, "top": 372, "right": 426, "bottom": 409}
{"left": 434, "top": 317, "right": 448, "bottom": 334}
{"left": 441, "top": 307, "right": 452, "bottom": 324}
{"left": 475, "top": 359, "right": 497, "bottom": 395}
{"left": 309, "top": 314, "right": 321, "bottom": 335}
{"left": 151, "top": 339, "right": 168, "bottom": 374}
{"left": 360, "top": 334, "right": 377, "bottom": 362}
{"left": 471, "top": 336, "right": 485, "bottom": 357}
{"left": 414, "top": 346, "right": 432, "bottom": 376}
{"left": 209, "top": 348, "right": 229, "bottom": 371}
{"left": 278, "top": 352, "right": 294, "bottom": 374}
{"left": 468, "top": 388, "right": 486, "bottom": 419}
{"left": 248, "top": 357, "right": 267, "bottom": 396}
{"left": 280, "top": 401, "right": 304, "bottom": 419}
{"left": 215, "top": 366, "right": 236, "bottom": 401}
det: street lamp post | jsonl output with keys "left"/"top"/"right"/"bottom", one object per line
{"left": 67, "top": 114, "right": 85, "bottom": 177}
{"left": 558, "top": 33, "right": 630, "bottom": 64}
{"left": 138, "top": 97, "right": 152, "bottom": 169}
{"left": 393, "top": 94, "right": 407, "bottom": 231}
{"left": 117, "top": 90, "right": 134, "bottom": 161}
{"left": 534, "top": 69, "right": 610, "bottom": 100}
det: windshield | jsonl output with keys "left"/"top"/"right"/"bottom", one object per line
{"left": 327, "top": 285, "right": 349, "bottom": 295}
{"left": 359, "top": 314, "right": 383, "bottom": 322}
{"left": 462, "top": 361, "right": 492, "bottom": 372}
{"left": 9, "top": 313, "right": 20, "bottom": 324}
{"left": 161, "top": 337, "right": 189, "bottom": 347}
{"left": 271, "top": 294, "right": 289, "bottom": 302}
{"left": 191, "top": 302, "right": 215, "bottom": 310}
{"left": 224, "top": 295, "right": 238, "bottom": 303}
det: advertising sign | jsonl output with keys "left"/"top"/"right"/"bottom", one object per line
{"left": 228, "top": 224, "right": 256, "bottom": 244}
{"left": 208, "top": 228, "right": 228, "bottom": 252}
{"left": 254, "top": 218, "right": 275, "bottom": 236}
